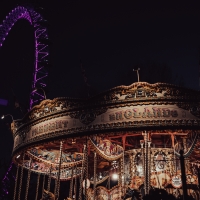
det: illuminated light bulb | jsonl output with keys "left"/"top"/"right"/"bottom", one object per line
{"left": 99, "top": 173, "right": 102, "bottom": 179}
{"left": 72, "top": 139, "right": 76, "bottom": 144}
{"left": 112, "top": 173, "right": 118, "bottom": 180}
{"left": 1, "top": 114, "right": 14, "bottom": 121}
{"left": 44, "top": 107, "right": 49, "bottom": 111}
{"left": 16, "top": 155, "right": 20, "bottom": 159}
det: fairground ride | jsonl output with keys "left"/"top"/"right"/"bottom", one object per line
{"left": 11, "top": 82, "right": 200, "bottom": 200}
{"left": 1, "top": 4, "right": 200, "bottom": 200}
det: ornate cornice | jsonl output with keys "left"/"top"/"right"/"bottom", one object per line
{"left": 15, "top": 82, "right": 200, "bottom": 123}
{"left": 12, "top": 82, "right": 200, "bottom": 155}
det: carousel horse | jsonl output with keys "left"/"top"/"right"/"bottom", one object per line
{"left": 40, "top": 189, "right": 55, "bottom": 200}
{"left": 122, "top": 187, "right": 142, "bottom": 200}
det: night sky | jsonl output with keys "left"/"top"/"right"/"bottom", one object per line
{"left": 0, "top": 0, "right": 200, "bottom": 181}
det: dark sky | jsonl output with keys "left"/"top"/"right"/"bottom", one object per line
{"left": 0, "top": 0, "right": 200, "bottom": 178}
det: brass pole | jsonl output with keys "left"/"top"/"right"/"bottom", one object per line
{"left": 24, "top": 169, "right": 31, "bottom": 200}
{"left": 47, "top": 165, "right": 52, "bottom": 192}
{"left": 13, "top": 164, "right": 19, "bottom": 200}
{"left": 42, "top": 174, "right": 46, "bottom": 199}
{"left": 78, "top": 145, "right": 86, "bottom": 200}
{"left": 180, "top": 150, "right": 188, "bottom": 200}
{"left": 56, "top": 141, "right": 63, "bottom": 199}
{"left": 35, "top": 173, "right": 40, "bottom": 200}
{"left": 18, "top": 153, "right": 25, "bottom": 200}
{"left": 69, "top": 167, "right": 74, "bottom": 198}
{"left": 93, "top": 152, "right": 96, "bottom": 200}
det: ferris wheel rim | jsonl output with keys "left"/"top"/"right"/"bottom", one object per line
{"left": 0, "top": 5, "right": 50, "bottom": 109}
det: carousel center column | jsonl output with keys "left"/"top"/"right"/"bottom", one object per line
{"left": 142, "top": 131, "right": 151, "bottom": 195}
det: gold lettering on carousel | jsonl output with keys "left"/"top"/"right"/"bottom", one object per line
{"left": 31, "top": 120, "right": 68, "bottom": 136}
{"left": 171, "top": 110, "right": 178, "bottom": 117}
{"left": 108, "top": 107, "right": 179, "bottom": 121}
{"left": 49, "top": 122, "right": 55, "bottom": 131}
{"left": 109, "top": 114, "right": 115, "bottom": 121}
{"left": 32, "top": 127, "right": 38, "bottom": 136}
{"left": 133, "top": 108, "right": 142, "bottom": 118}
{"left": 62, "top": 121, "right": 68, "bottom": 128}
{"left": 39, "top": 126, "right": 43, "bottom": 133}
{"left": 56, "top": 121, "right": 62, "bottom": 129}
{"left": 143, "top": 107, "right": 154, "bottom": 118}
{"left": 44, "top": 124, "right": 48, "bottom": 132}
{"left": 124, "top": 109, "right": 132, "bottom": 119}
{"left": 115, "top": 112, "right": 124, "bottom": 120}
{"left": 152, "top": 107, "right": 162, "bottom": 117}
{"left": 162, "top": 108, "right": 171, "bottom": 117}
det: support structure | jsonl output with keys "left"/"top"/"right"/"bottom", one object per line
{"left": 84, "top": 139, "right": 89, "bottom": 200}
{"left": 74, "top": 164, "right": 78, "bottom": 200}
{"left": 13, "top": 164, "right": 19, "bottom": 200}
{"left": 180, "top": 150, "right": 188, "bottom": 200}
{"left": 7, "top": 82, "right": 200, "bottom": 199}
{"left": 197, "top": 168, "right": 200, "bottom": 192}
{"left": 142, "top": 131, "right": 151, "bottom": 195}
{"left": 93, "top": 152, "right": 97, "bottom": 200}
{"left": 25, "top": 169, "right": 31, "bottom": 200}
{"left": 56, "top": 141, "right": 63, "bottom": 199}
{"left": 69, "top": 167, "right": 74, "bottom": 199}
{"left": 18, "top": 153, "right": 25, "bottom": 200}
{"left": 35, "top": 174, "right": 40, "bottom": 200}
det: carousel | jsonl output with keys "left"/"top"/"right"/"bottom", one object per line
{"left": 10, "top": 82, "right": 200, "bottom": 200}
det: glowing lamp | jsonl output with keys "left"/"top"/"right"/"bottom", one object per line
{"left": 1, "top": 114, "right": 14, "bottom": 121}
{"left": 99, "top": 173, "right": 103, "bottom": 179}
{"left": 112, "top": 173, "right": 119, "bottom": 180}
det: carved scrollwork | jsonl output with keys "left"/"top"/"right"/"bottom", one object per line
{"left": 70, "top": 107, "right": 107, "bottom": 125}
{"left": 69, "top": 112, "right": 81, "bottom": 119}
{"left": 12, "top": 82, "right": 200, "bottom": 154}
{"left": 27, "top": 98, "right": 83, "bottom": 120}
{"left": 94, "top": 82, "right": 200, "bottom": 102}
{"left": 177, "top": 103, "right": 200, "bottom": 118}
{"left": 103, "top": 93, "right": 119, "bottom": 101}
{"left": 79, "top": 112, "right": 96, "bottom": 125}
{"left": 24, "top": 83, "right": 200, "bottom": 123}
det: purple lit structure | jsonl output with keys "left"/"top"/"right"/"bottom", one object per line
{"left": 0, "top": 162, "right": 15, "bottom": 198}
{"left": 0, "top": 5, "right": 50, "bottom": 198}
{"left": 0, "top": 99, "right": 8, "bottom": 106}
{"left": 0, "top": 5, "right": 50, "bottom": 109}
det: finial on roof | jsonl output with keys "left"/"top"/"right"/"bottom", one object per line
{"left": 133, "top": 68, "right": 140, "bottom": 82}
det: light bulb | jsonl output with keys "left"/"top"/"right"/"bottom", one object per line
{"left": 112, "top": 173, "right": 118, "bottom": 180}
{"left": 16, "top": 155, "right": 20, "bottom": 159}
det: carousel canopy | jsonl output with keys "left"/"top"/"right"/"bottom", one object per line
{"left": 12, "top": 82, "right": 200, "bottom": 156}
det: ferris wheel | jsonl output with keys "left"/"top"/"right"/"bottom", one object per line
{"left": 0, "top": 5, "right": 50, "bottom": 198}
{"left": 0, "top": 5, "right": 50, "bottom": 109}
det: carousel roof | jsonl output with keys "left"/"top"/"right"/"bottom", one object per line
{"left": 11, "top": 82, "right": 200, "bottom": 173}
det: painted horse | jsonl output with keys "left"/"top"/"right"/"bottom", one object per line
{"left": 40, "top": 189, "right": 55, "bottom": 200}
